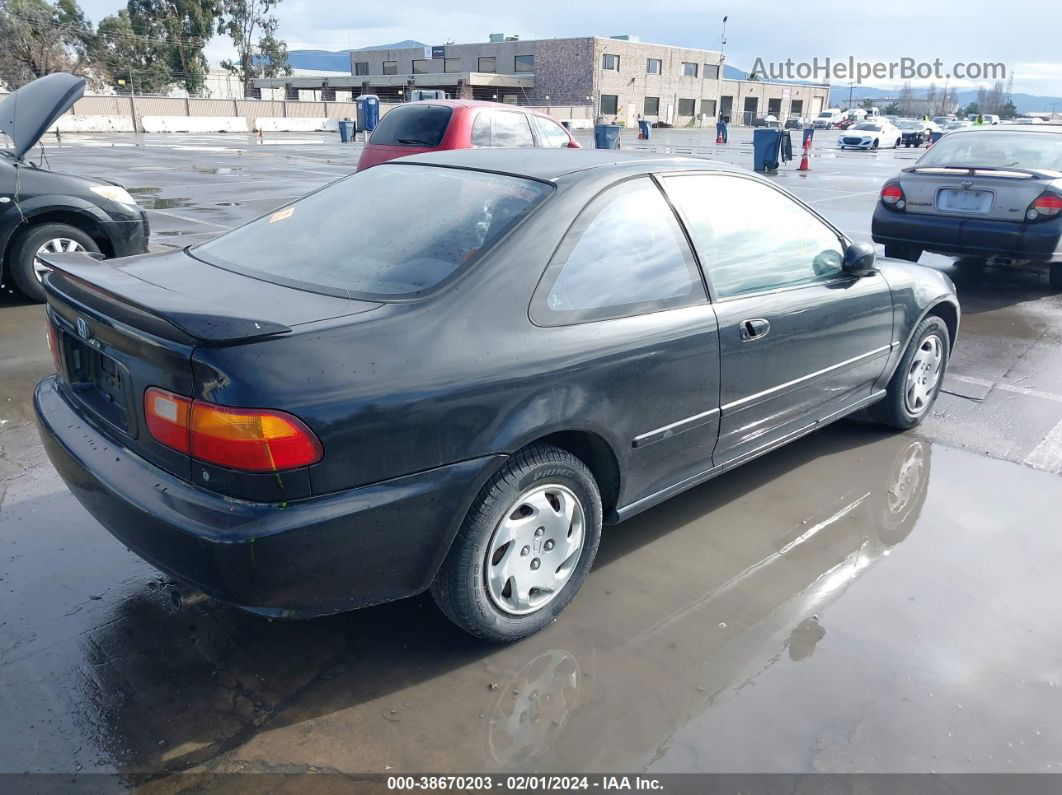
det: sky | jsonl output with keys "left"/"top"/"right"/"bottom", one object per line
{"left": 75, "top": 0, "right": 1062, "bottom": 97}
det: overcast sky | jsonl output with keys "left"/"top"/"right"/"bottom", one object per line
{"left": 77, "top": 0, "right": 1062, "bottom": 96}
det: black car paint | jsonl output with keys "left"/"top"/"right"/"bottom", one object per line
{"left": 0, "top": 158, "right": 150, "bottom": 285}
{"left": 35, "top": 150, "right": 960, "bottom": 618}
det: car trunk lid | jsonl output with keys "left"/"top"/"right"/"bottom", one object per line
{"left": 41, "top": 250, "right": 381, "bottom": 482}
{"left": 898, "top": 166, "right": 1055, "bottom": 223}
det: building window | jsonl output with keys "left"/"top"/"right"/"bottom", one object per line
{"left": 646, "top": 58, "right": 661, "bottom": 75}
{"left": 602, "top": 53, "right": 620, "bottom": 71}
{"left": 767, "top": 98, "right": 782, "bottom": 115}
{"left": 701, "top": 99, "right": 717, "bottom": 118}
{"left": 600, "top": 94, "right": 619, "bottom": 115}
{"left": 444, "top": 58, "right": 461, "bottom": 73}
{"left": 383, "top": 61, "right": 397, "bottom": 75}
{"left": 478, "top": 56, "right": 496, "bottom": 73}
{"left": 644, "top": 96, "right": 660, "bottom": 115}
{"left": 354, "top": 61, "right": 368, "bottom": 76}
{"left": 514, "top": 55, "right": 534, "bottom": 73}
{"left": 681, "top": 62, "right": 698, "bottom": 77}
{"left": 322, "top": 87, "right": 336, "bottom": 101}
{"left": 703, "top": 63, "right": 720, "bottom": 80}
{"left": 791, "top": 99, "right": 804, "bottom": 115}
{"left": 412, "top": 59, "right": 430, "bottom": 74}
{"left": 677, "top": 98, "right": 696, "bottom": 116}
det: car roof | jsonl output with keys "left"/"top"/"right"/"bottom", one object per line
{"left": 395, "top": 99, "right": 554, "bottom": 117}
{"left": 946, "top": 124, "right": 1062, "bottom": 134}
{"left": 390, "top": 148, "right": 741, "bottom": 181}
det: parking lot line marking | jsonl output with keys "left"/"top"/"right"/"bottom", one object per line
{"left": 145, "top": 208, "right": 231, "bottom": 230}
{"left": 1024, "top": 418, "right": 1062, "bottom": 474}
{"left": 948, "top": 373, "right": 1062, "bottom": 405}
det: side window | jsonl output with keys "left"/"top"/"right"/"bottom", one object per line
{"left": 471, "top": 113, "right": 492, "bottom": 147}
{"left": 533, "top": 116, "right": 571, "bottom": 148}
{"left": 490, "top": 111, "right": 535, "bottom": 147}
{"left": 663, "top": 174, "right": 844, "bottom": 299}
{"left": 531, "top": 178, "right": 705, "bottom": 325}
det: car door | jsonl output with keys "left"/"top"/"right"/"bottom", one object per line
{"left": 662, "top": 172, "right": 895, "bottom": 466}
{"left": 529, "top": 176, "right": 721, "bottom": 507}
{"left": 532, "top": 115, "right": 575, "bottom": 148}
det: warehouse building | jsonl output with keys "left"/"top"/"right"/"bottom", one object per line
{"left": 254, "top": 34, "right": 830, "bottom": 127}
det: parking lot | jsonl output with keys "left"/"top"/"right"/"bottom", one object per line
{"left": 3, "top": 127, "right": 1062, "bottom": 778}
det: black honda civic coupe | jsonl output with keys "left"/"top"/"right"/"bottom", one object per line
{"left": 35, "top": 149, "right": 959, "bottom": 641}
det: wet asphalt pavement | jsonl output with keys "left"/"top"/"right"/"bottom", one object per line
{"left": 2, "top": 128, "right": 1062, "bottom": 779}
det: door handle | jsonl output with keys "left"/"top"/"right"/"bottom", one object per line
{"left": 739, "top": 318, "right": 770, "bottom": 341}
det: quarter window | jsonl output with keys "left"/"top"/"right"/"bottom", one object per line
{"left": 663, "top": 174, "right": 845, "bottom": 299}
{"left": 471, "top": 113, "right": 492, "bottom": 146}
{"left": 533, "top": 116, "right": 572, "bottom": 148}
{"left": 532, "top": 179, "right": 705, "bottom": 325}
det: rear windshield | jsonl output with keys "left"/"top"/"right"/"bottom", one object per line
{"left": 368, "top": 105, "right": 453, "bottom": 146}
{"left": 192, "top": 165, "right": 552, "bottom": 298}
{"left": 917, "top": 131, "right": 1062, "bottom": 171}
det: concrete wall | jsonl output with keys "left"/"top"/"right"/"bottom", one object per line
{"left": 49, "top": 115, "right": 135, "bottom": 133}
{"left": 255, "top": 117, "right": 339, "bottom": 132}
{"left": 141, "top": 116, "right": 249, "bottom": 133}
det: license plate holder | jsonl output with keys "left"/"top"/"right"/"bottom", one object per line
{"left": 936, "top": 188, "right": 994, "bottom": 214}
{"left": 64, "top": 334, "right": 131, "bottom": 431}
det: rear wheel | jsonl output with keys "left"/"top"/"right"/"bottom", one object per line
{"left": 870, "top": 316, "right": 950, "bottom": 430}
{"left": 884, "top": 244, "right": 922, "bottom": 262}
{"left": 10, "top": 223, "right": 100, "bottom": 302}
{"left": 431, "top": 444, "right": 602, "bottom": 642}
{"left": 1049, "top": 263, "right": 1062, "bottom": 291}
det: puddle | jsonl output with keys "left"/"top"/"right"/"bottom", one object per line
{"left": 192, "top": 165, "right": 246, "bottom": 175}
{"left": 138, "top": 197, "right": 192, "bottom": 209}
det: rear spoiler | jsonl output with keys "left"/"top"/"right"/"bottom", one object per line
{"left": 40, "top": 253, "right": 292, "bottom": 344}
{"left": 902, "top": 165, "right": 1062, "bottom": 179}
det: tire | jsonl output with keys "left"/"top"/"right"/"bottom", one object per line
{"left": 10, "top": 223, "right": 101, "bottom": 302}
{"left": 883, "top": 244, "right": 923, "bottom": 262}
{"left": 1049, "top": 262, "right": 1062, "bottom": 291}
{"left": 872, "top": 139, "right": 879, "bottom": 150}
{"left": 431, "top": 444, "right": 603, "bottom": 642}
{"left": 895, "top": 138, "right": 902, "bottom": 147}
{"left": 870, "top": 315, "right": 950, "bottom": 430}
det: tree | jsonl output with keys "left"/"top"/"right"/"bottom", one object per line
{"left": 93, "top": 8, "right": 174, "bottom": 94}
{"left": 963, "top": 101, "right": 981, "bottom": 117}
{"left": 746, "top": 70, "right": 760, "bottom": 81}
{"left": 0, "top": 0, "right": 96, "bottom": 89}
{"left": 217, "top": 0, "right": 291, "bottom": 97}
{"left": 861, "top": 97, "right": 874, "bottom": 111}
{"left": 883, "top": 102, "right": 900, "bottom": 116}
{"left": 897, "top": 81, "right": 914, "bottom": 116}
{"left": 999, "top": 99, "right": 1018, "bottom": 119}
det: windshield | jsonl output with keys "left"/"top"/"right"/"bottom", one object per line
{"left": 193, "top": 165, "right": 552, "bottom": 297}
{"left": 817, "top": 112, "right": 833, "bottom": 118}
{"left": 854, "top": 124, "right": 882, "bottom": 131}
{"left": 368, "top": 105, "right": 454, "bottom": 147}
{"left": 916, "top": 131, "right": 1062, "bottom": 171}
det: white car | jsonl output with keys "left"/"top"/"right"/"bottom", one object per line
{"left": 813, "top": 108, "right": 844, "bottom": 129}
{"left": 837, "top": 120, "right": 903, "bottom": 150}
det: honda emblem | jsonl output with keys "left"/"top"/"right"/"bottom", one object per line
{"left": 76, "top": 317, "right": 91, "bottom": 340}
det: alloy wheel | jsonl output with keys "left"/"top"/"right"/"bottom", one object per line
{"left": 33, "top": 238, "right": 87, "bottom": 282}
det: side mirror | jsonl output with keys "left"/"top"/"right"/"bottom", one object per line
{"left": 842, "top": 241, "right": 878, "bottom": 276}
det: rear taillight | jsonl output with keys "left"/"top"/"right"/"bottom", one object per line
{"left": 880, "top": 182, "right": 906, "bottom": 209}
{"left": 45, "top": 317, "right": 61, "bottom": 372}
{"left": 1026, "top": 193, "right": 1062, "bottom": 221}
{"left": 144, "top": 387, "right": 323, "bottom": 472}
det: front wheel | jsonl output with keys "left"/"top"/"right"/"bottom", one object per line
{"left": 870, "top": 316, "right": 950, "bottom": 430}
{"left": 10, "top": 223, "right": 101, "bottom": 302}
{"left": 431, "top": 444, "right": 603, "bottom": 642}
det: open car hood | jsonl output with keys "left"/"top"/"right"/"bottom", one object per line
{"left": 0, "top": 73, "right": 85, "bottom": 160}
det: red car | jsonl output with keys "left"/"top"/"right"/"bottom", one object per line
{"left": 355, "top": 100, "right": 581, "bottom": 171}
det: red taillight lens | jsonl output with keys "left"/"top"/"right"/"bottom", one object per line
{"left": 881, "top": 182, "right": 905, "bottom": 208}
{"left": 144, "top": 387, "right": 322, "bottom": 472}
{"left": 1027, "top": 193, "right": 1062, "bottom": 220}
{"left": 45, "top": 318, "right": 62, "bottom": 372}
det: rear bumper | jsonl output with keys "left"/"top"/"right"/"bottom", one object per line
{"left": 872, "top": 204, "right": 1062, "bottom": 260}
{"left": 35, "top": 376, "right": 504, "bottom": 618}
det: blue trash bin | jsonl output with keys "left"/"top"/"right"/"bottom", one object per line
{"left": 338, "top": 120, "right": 354, "bottom": 143}
{"left": 638, "top": 120, "right": 651, "bottom": 140}
{"left": 929, "top": 131, "right": 944, "bottom": 145}
{"left": 594, "top": 124, "right": 621, "bottom": 150}
{"left": 802, "top": 127, "right": 815, "bottom": 149}
{"left": 753, "top": 128, "right": 784, "bottom": 172}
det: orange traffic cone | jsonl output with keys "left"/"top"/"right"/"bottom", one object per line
{"left": 798, "top": 146, "right": 810, "bottom": 171}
